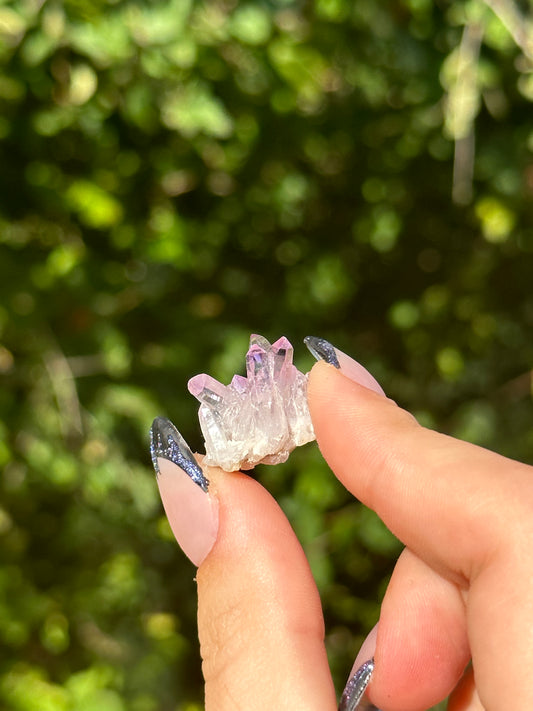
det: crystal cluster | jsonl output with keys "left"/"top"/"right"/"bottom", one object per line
{"left": 187, "top": 334, "right": 315, "bottom": 472}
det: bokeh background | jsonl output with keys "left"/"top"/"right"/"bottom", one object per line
{"left": 1, "top": 0, "right": 532, "bottom": 709}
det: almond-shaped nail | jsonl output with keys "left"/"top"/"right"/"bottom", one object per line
{"left": 341, "top": 624, "right": 380, "bottom": 710}
{"left": 339, "top": 658, "right": 376, "bottom": 711}
{"left": 304, "top": 337, "right": 385, "bottom": 396}
{"left": 150, "top": 417, "right": 218, "bottom": 566}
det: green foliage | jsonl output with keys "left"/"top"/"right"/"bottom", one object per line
{"left": 1, "top": 0, "right": 532, "bottom": 708}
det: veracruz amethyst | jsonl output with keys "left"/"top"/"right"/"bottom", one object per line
{"left": 187, "top": 334, "right": 315, "bottom": 472}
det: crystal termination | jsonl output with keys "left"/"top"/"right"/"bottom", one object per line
{"left": 187, "top": 335, "right": 315, "bottom": 472}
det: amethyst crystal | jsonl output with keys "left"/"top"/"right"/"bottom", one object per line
{"left": 187, "top": 334, "right": 315, "bottom": 471}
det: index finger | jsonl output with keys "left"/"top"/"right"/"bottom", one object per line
{"left": 307, "top": 359, "right": 533, "bottom": 709}
{"left": 307, "top": 361, "right": 530, "bottom": 584}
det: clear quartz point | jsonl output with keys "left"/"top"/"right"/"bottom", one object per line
{"left": 187, "top": 334, "right": 316, "bottom": 472}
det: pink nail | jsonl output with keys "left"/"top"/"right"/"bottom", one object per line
{"left": 156, "top": 458, "right": 218, "bottom": 566}
{"left": 338, "top": 624, "right": 378, "bottom": 710}
{"left": 304, "top": 337, "right": 386, "bottom": 396}
{"left": 151, "top": 418, "right": 219, "bottom": 567}
{"left": 334, "top": 349, "right": 385, "bottom": 396}
{"left": 352, "top": 623, "right": 378, "bottom": 672}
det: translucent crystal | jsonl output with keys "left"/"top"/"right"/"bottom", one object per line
{"left": 187, "top": 334, "right": 315, "bottom": 471}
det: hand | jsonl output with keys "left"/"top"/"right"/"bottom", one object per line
{"left": 308, "top": 359, "right": 533, "bottom": 710}
{"left": 152, "top": 354, "right": 533, "bottom": 711}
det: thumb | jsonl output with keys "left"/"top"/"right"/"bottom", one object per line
{"left": 197, "top": 468, "right": 336, "bottom": 711}
{"left": 150, "top": 417, "right": 336, "bottom": 711}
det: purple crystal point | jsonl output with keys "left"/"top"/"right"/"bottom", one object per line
{"left": 187, "top": 373, "right": 229, "bottom": 410}
{"left": 246, "top": 343, "right": 271, "bottom": 380}
{"left": 230, "top": 374, "right": 248, "bottom": 393}
{"left": 250, "top": 333, "right": 271, "bottom": 348}
{"left": 250, "top": 333, "right": 270, "bottom": 351}
{"left": 271, "top": 336, "right": 292, "bottom": 355}
{"left": 271, "top": 336, "right": 294, "bottom": 382}
{"left": 188, "top": 335, "right": 315, "bottom": 471}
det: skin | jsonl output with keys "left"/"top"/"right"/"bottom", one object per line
{"left": 193, "top": 361, "right": 533, "bottom": 710}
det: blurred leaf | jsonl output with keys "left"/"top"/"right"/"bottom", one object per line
{"left": 475, "top": 196, "right": 516, "bottom": 243}
{"left": 160, "top": 82, "right": 234, "bottom": 138}
{"left": 66, "top": 180, "right": 123, "bottom": 229}
{"left": 230, "top": 4, "right": 272, "bottom": 46}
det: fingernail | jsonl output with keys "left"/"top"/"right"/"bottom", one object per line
{"left": 353, "top": 622, "right": 378, "bottom": 667}
{"left": 339, "top": 658, "right": 375, "bottom": 711}
{"left": 150, "top": 417, "right": 219, "bottom": 566}
{"left": 339, "top": 624, "right": 379, "bottom": 711}
{"left": 304, "top": 337, "right": 385, "bottom": 396}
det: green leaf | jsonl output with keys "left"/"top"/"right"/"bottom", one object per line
{"left": 160, "top": 82, "right": 234, "bottom": 138}
{"left": 66, "top": 180, "right": 123, "bottom": 229}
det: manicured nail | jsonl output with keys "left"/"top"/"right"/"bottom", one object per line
{"left": 338, "top": 658, "right": 375, "bottom": 711}
{"left": 150, "top": 417, "right": 218, "bottom": 566}
{"left": 304, "top": 337, "right": 385, "bottom": 396}
{"left": 352, "top": 623, "right": 378, "bottom": 672}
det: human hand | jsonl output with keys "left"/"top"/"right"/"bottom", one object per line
{"left": 150, "top": 340, "right": 533, "bottom": 711}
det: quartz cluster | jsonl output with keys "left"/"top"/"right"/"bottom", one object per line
{"left": 187, "top": 334, "right": 315, "bottom": 472}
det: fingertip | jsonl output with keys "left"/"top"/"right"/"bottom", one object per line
{"left": 307, "top": 360, "right": 404, "bottom": 433}
{"left": 307, "top": 360, "right": 414, "bottom": 501}
{"left": 371, "top": 551, "right": 469, "bottom": 711}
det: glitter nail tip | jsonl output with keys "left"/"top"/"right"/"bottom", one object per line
{"left": 303, "top": 336, "right": 340, "bottom": 368}
{"left": 150, "top": 416, "right": 210, "bottom": 492}
{"left": 187, "top": 335, "right": 315, "bottom": 472}
{"left": 339, "top": 659, "right": 375, "bottom": 711}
